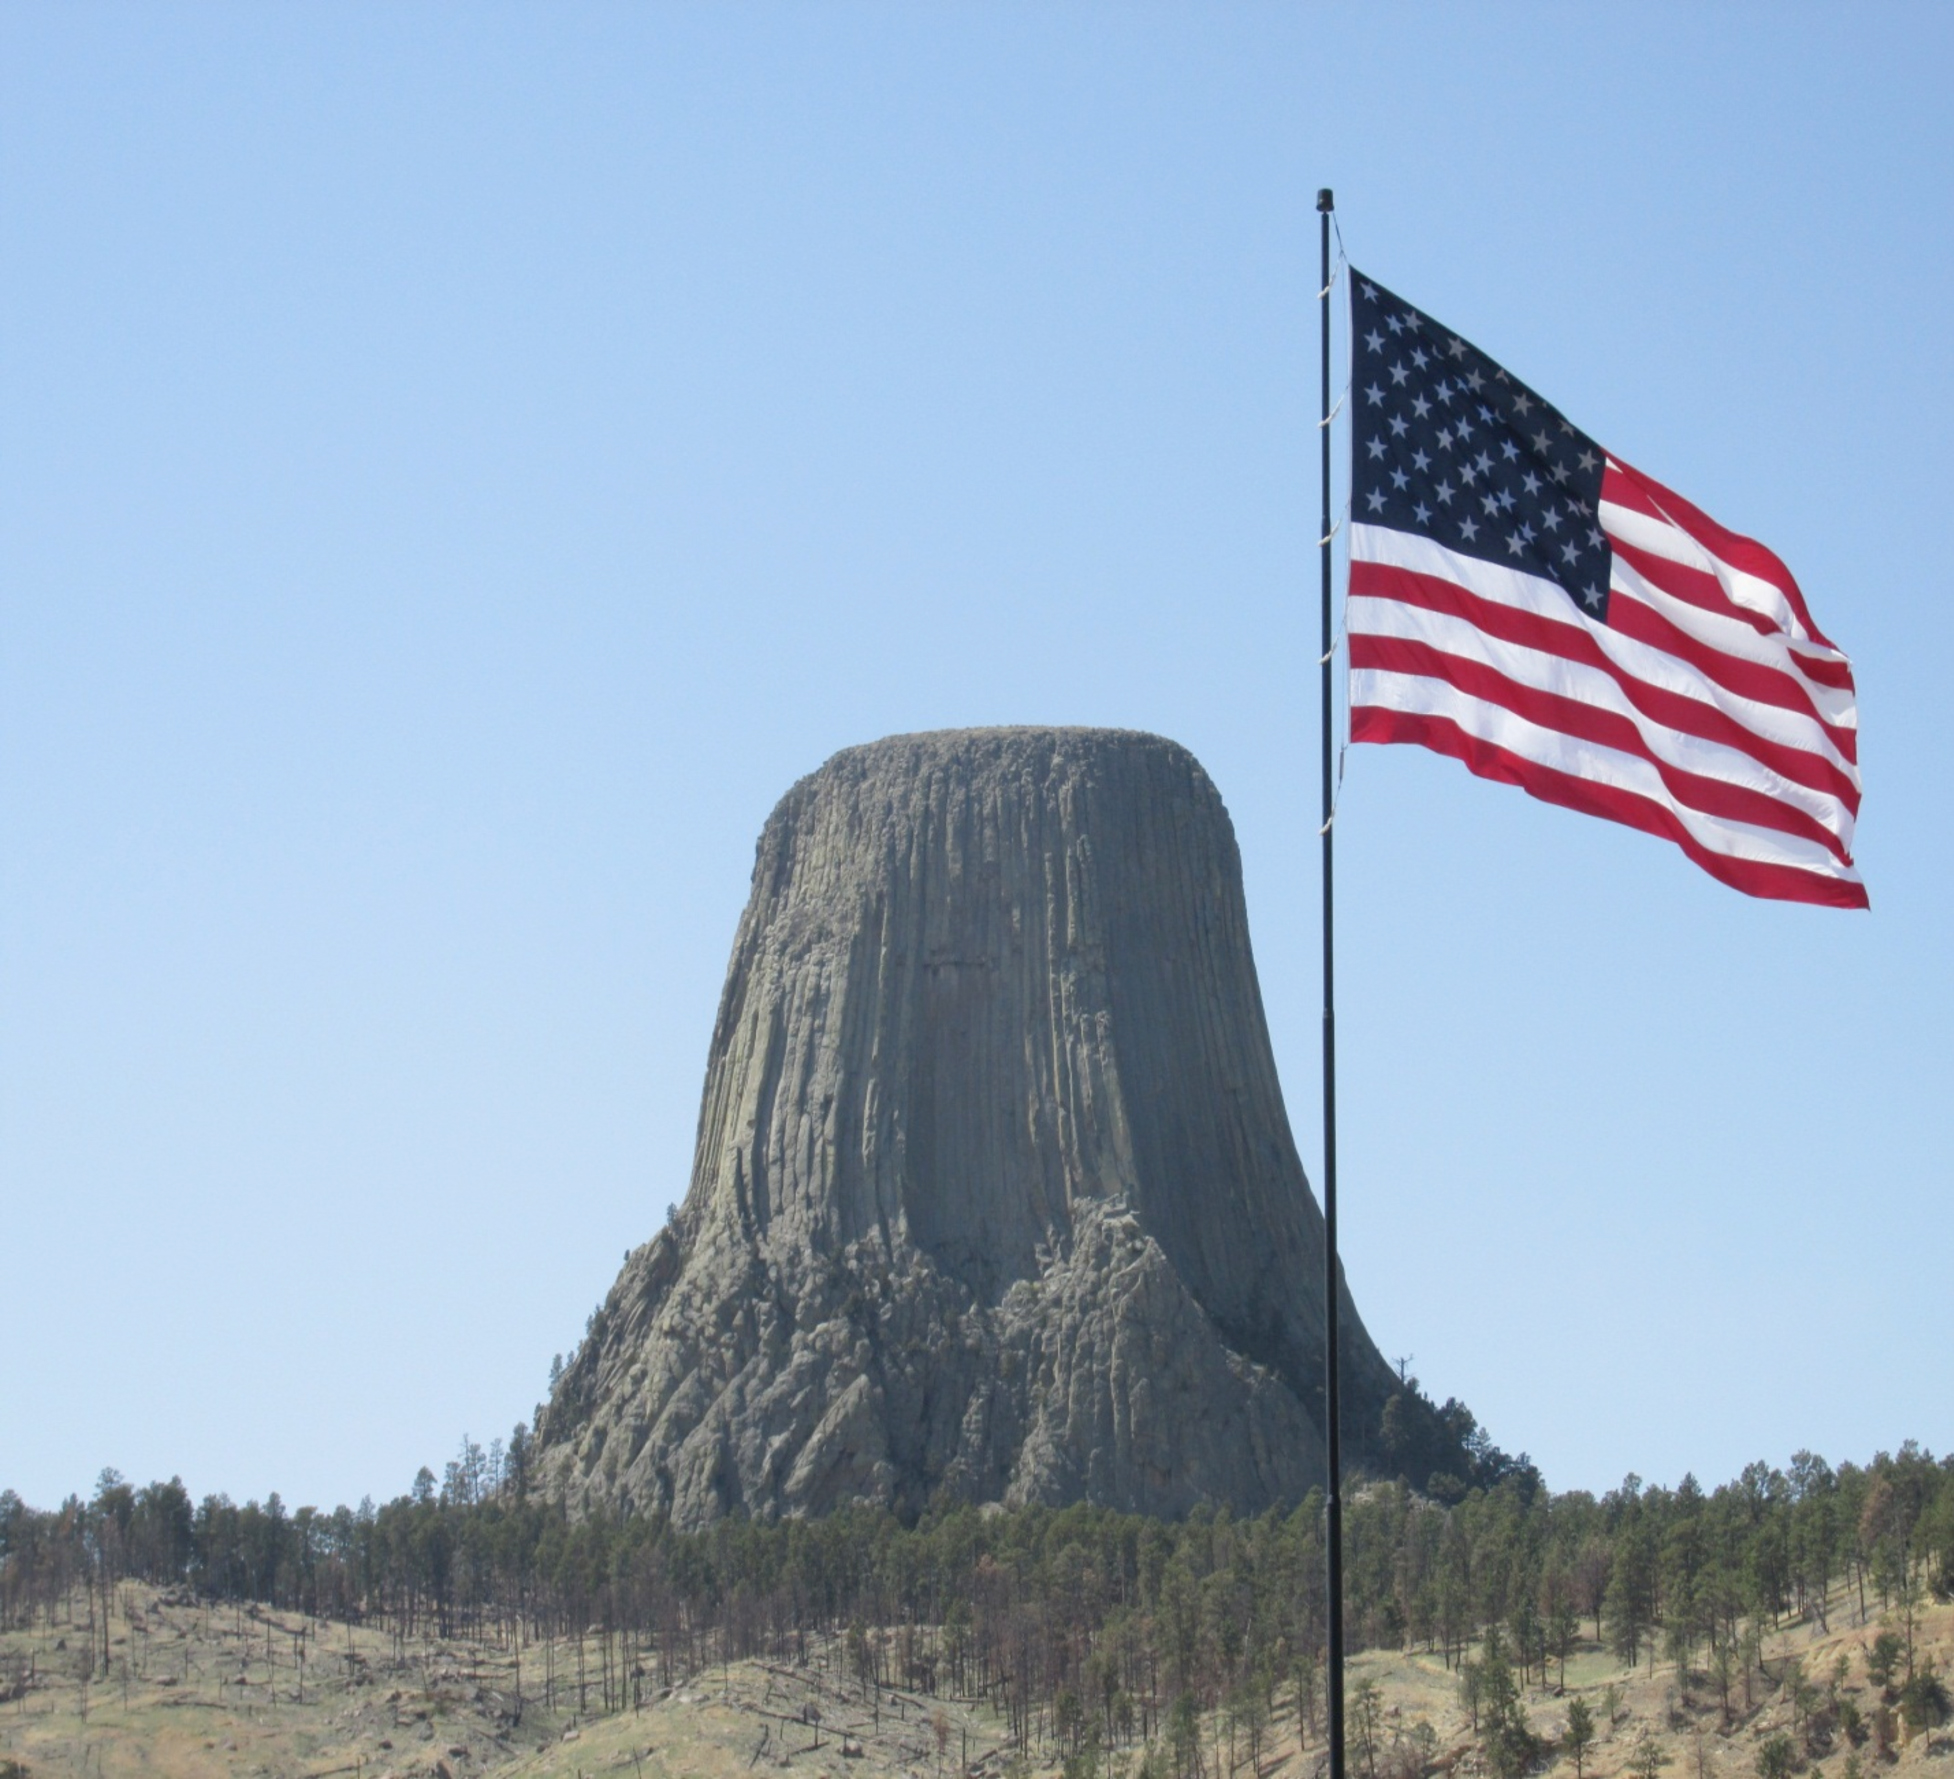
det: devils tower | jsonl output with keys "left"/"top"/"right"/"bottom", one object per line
{"left": 535, "top": 727, "right": 1453, "bottom": 1526}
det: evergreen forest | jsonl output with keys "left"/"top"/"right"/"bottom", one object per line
{"left": 3, "top": 1439, "right": 1951, "bottom": 1774}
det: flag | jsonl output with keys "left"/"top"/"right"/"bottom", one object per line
{"left": 1345, "top": 271, "right": 1864, "bottom": 909}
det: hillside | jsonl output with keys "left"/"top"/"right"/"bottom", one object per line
{"left": 5, "top": 1445, "right": 1950, "bottom": 1778}
{"left": 1, "top": 1575, "right": 1947, "bottom": 1779}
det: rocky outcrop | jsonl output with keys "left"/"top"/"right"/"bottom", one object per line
{"left": 535, "top": 727, "right": 1420, "bottom": 1525}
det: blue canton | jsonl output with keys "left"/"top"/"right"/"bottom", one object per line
{"left": 1350, "top": 271, "right": 1614, "bottom": 621}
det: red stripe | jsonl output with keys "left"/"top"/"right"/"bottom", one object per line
{"left": 1606, "top": 583, "right": 1859, "bottom": 767}
{"left": 1351, "top": 633, "right": 1851, "bottom": 862}
{"left": 1603, "top": 526, "right": 1852, "bottom": 691}
{"left": 1350, "top": 559, "right": 1861, "bottom": 810}
{"left": 1792, "top": 651, "right": 1854, "bottom": 692}
{"left": 1603, "top": 457, "right": 1834, "bottom": 649}
{"left": 1349, "top": 705, "right": 1869, "bottom": 909}
{"left": 1606, "top": 532, "right": 1781, "bottom": 638}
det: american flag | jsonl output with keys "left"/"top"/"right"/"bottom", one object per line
{"left": 1346, "top": 270, "right": 1865, "bottom": 909}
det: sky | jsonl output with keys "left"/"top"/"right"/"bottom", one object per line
{"left": 4, "top": 3, "right": 1950, "bottom": 1515}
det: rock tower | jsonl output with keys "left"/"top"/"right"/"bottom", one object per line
{"left": 535, "top": 727, "right": 1429, "bottom": 1526}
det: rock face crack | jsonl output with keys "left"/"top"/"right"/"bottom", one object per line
{"left": 536, "top": 726, "right": 1402, "bottom": 1525}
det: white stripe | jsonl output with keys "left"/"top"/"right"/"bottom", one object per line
{"left": 1350, "top": 668, "right": 1862, "bottom": 882}
{"left": 1605, "top": 551, "right": 1860, "bottom": 736}
{"left": 1348, "top": 594, "right": 1855, "bottom": 849}
{"left": 1350, "top": 524, "right": 1859, "bottom": 782}
{"left": 1599, "top": 493, "right": 1817, "bottom": 647}
{"left": 1354, "top": 521, "right": 1566, "bottom": 612}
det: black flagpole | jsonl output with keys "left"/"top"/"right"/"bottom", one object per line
{"left": 1316, "top": 183, "right": 1345, "bottom": 1779}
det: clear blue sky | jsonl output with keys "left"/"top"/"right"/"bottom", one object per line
{"left": 5, "top": 4, "right": 1949, "bottom": 1514}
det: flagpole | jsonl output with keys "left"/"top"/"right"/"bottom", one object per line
{"left": 1316, "top": 183, "right": 1346, "bottom": 1779}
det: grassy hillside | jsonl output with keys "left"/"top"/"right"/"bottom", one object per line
{"left": 4, "top": 1446, "right": 1950, "bottom": 1778}
{"left": 0, "top": 1577, "right": 1947, "bottom": 1779}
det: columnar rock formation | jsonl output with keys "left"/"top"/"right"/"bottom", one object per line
{"left": 536, "top": 727, "right": 1427, "bottom": 1526}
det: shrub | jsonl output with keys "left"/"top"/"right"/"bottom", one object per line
{"left": 1865, "top": 1634, "right": 1904, "bottom": 1696}
{"left": 1898, "top": 1668, "right": 1950, "bottom": 1737}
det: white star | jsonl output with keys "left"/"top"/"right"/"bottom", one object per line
{"left": 1411, "top": 395, "right": 1432, "bottom": 419}
{"left": 1365, "top": 438, "right": 1387, "bottom": 460}
{"left": 1361, "top": 280, "right": 1379, "bottom": 300}
{"left": 1390, "top": 467, "right": 1410, "bottom": 491}
{"left": 1522, "top": 471, "right": 1542, "bottom": 496}
{"left": 1364, "top": 383, "right": 1385, "bottom": 407}
{"left": 1512, "top": 393, "right": 1535, "bottom": 417}
{"left": 1531, "top": 429, "right": 1552, "bottom": 453}
{"left": 1465, "top": 369, "right": 1486, "bottom": 393}
{"left": 1497, "top": 488, "right": 1516, "bottom": 513}
{"left": 1561, "top": 419, "right": 1575, "bottom": 436}
{"left": 1577, "top": 449, "right": 1599, "bottom": 473}
{"left": 1388, "top": 414, "right": 1409, "bottom": 437}
{"left": 1481, "top": 493, "right": 1502, "bottom": 517}
{"left": 1581, "top": 583, "right": 1605, "bottom": 610}
{"left": 1518, "top": 521, "right": 1535, "bottom": 544}
{"left": 1389, "top": 360, "right": 1410, "bottom": 386}
{"left": 1435, "top": 479, "right": 1456, "bottom": 504}
{"left": 1448, "top": 336, "right": 1467, "bottom": 359}
{"left": 1560, "top": 540, "right": 1581, "bottom": 566}
{"left": 1540, "top": 507, "right": 1561, "bottom": 532}
{"left": 1589, "top": 525, "right": 1604, "bottom": 548}
{"left": 1549, "top": 462, "right": 1570, "bottom": 484}
{"left": 1494, "top": 368, "right": 1509, "bottom": 383}
{"left": 1456, "top": 416, "right": 1476, "bottom": 441}
{"left": 1500, "top": 439, "right": 1520, "bottom": 462}
{"left": 1434, "top": 380, "right": 1456, "bottom": 405}
{"left": 1411, "top": 346, "right": 1430, "bottom": 371}
{"left": 1386, "top": 313, "right": 1405, "bottom": 335}
{"left": 1401, "top": 310, "right": 1422, "bottom": 331}
{"left": 1364, "top": 329, "right": 1384, "bottom": 353}
{"left": 1474, "top": 451, "right": 1493, "bottom": 474}
{"left": 1506, "top": 532, "right": 1527, "bottom": 557}
{"left": 1365, "top": 489, "right": 1387, "bottom": 512}
{"left": 1413, "top": 501, "right": 1431, "bottom": 525}
{"left": 1411, "top": 448, "right": 1431, "bottom": 472}
{"left": 1459, "top": 517, "right": 1479, "bottom": 542}
{"left": 1459, "top": 461, "right": 1479, "bottom": 486}
{"left": 1436, "top": 427, "right": 1456, "bottom": 451}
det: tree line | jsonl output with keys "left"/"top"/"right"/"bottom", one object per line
{"left": 2, "top": 1441, "right": 1949, "bottom": 1775}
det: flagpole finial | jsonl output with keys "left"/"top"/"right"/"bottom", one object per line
{"left": 1317, "top": 187, "right": 1335, "bottom": 212}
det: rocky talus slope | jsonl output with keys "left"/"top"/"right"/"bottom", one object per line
{"left": 536, "top": 727, "right": 1410, "bottom": 1525}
